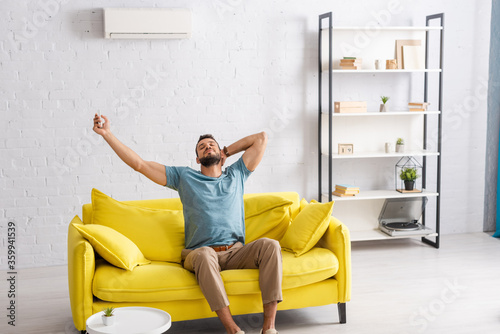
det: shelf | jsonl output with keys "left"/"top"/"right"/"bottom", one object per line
{"left": 323, "top": 189, "right": 438, "bottom": 202}
{"left": 328, "top": 69, "right": 442, "bottom": 73}
{"left": 324, "top": 150, "right": 439, "bottom": 159}
{"left": 350, "top": 229, "right": 438, "bottom": 242}
{"left": 331, "top": 26, "right": 443, "bottom": 31}
{"left": 318, "top": 12, "right": 443, "bottom": 248}
{"left": 328, "top": 111, "right": 441, "bottom": 117}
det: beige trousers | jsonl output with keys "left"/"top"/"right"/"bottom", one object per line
{"left": 181, "top": 238, "right": 283, "bottom": 312}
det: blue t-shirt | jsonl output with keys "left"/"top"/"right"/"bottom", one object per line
{"left": 165, "top": 157, "right": 252, "bottom": 249}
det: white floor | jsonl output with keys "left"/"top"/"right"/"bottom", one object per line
{"left": 1, "top": 233, "right": 499, "bottom": 334}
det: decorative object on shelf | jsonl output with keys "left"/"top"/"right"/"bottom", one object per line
{"left": 102, "top": 307, "right": 115, "bottom": 326}
{"left": 378, "top": 197, "right": 431, "bottom": 237}
{"left": 400, "top": 168, "right": 418, "bottom": 190}
{"left": 386, "top": 59, "right": 397, "bottom": 69}
{"left": 340, "top": 57, "right": 362, "bottom": 70}
{"left": 402, "top": 45, "right": 425, "bottom": 69}
{"left": 396, "top": 137, "right": 405, "bottom": 153}
{"left": 333, "top": 184, "right": 359, "bottom": 197}
{"left": 395, "top": 156, "right": 422, "bottom": 193}
{"left": 334, "top": 101, "right": 367, "bottom": 113}
{"left": 380, "top": 96, "right": 390, "bottom": 112}
{"left": 385, "top": 142, "right": 393, "bottom": 153}
{"left": 395, "top": 40, "right": 422, "bottom": 69}
{"left": 374, "top": 59, "right": 383, "bottom": 70}
{"left": 338, "top": 143, "right": 353, "bottom": 155}
{"left": 408, "top": 102, "right": 430, "bottom": 111}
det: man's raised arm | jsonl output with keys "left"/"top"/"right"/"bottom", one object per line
{"left": 223, "top": 132, "right": 268, "bottom": 172}
{"left": 93, "top": 114, "right": 167, "bottom": 186}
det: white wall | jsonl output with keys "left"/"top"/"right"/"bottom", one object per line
{"left": 0, "top": 0, "right": 491, "bottom": 268}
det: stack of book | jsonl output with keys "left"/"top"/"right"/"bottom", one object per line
{"left": 340, "top": 57, "right": 362, "bottom": 70}
{"left": 332, "top": 184, "right": 360, "bottom": 197}
{"left": 408, "top": 102, "right": 430, "bottom": 111}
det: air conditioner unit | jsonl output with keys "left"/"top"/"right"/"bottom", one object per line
{"left": 104, "top": 8, "right": 191, "bottom": 39}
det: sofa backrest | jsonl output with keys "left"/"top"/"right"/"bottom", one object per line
{"left": 82, "top": 191, "right": 300, "bottom": 263}
{"left": 82, "top": 197, "right": 183, "bottom": 225}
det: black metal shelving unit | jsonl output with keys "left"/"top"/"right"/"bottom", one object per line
{"left": 318, "top": 12, "right": 444, "bottom": 249}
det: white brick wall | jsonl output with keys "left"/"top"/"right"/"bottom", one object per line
{"left": 0, "top": 0, "right": 492, "bottom": 268}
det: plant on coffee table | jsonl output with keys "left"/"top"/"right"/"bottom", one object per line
{"left": 102, "top": 307, "right": 115, "bottom": 326}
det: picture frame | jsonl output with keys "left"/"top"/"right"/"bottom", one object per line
{"left": 395, "top": 39, "right": 421, "bottom": 69}
{"left": 338, "top": 143, "right": 354, "bottom": 155}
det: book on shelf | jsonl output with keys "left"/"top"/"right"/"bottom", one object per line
{"left": 335, "top": 106, "right": 367, "bottom": 113}
{"left": 340, "top": 57, "right": 362, "bottom": 70}
{"left": 334, "top": 101, "right": 367, "bottom": 113}
{"left": 340, "top": 60, "right": 362, "bottom": 64}
{"left": 335, "top": 188, "right": 359, "bottom": 195}
{"left": 340, "top": 66, "right": 362, "bottom": 70}
{"left": 335, "top": 184, "right": 359, "bottom": 191}
{"left": 408, "top": 102, "right": 429, "bottom": 111}
{"left": 340, "top": 62, "right": 362, "bottom": 66}
{"left": 332, "top": 191, "right": 356, "bottom": 197}
{"left": 333, "top": 184, "right": 360, "bottom": 197}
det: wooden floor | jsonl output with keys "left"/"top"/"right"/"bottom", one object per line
{"left": 1, "top": 233, "right": 499, "bottom": 334}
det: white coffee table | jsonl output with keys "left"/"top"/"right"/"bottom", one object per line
{"left": 86, "top": 307, "right": 171, "bottom": 334}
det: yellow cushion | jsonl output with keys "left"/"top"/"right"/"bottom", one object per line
{"left": 72, "top": 223, "right": 150, "bottom": 271}
{"left": 299, "top": 198, "right": 309, "bottom": 211}
{"left": 280, "top": 200, "right": 334, "bottom": 256}
{"left": 222, "top": 248, "right": 339, "bottom": 295}
{"left": 91, "top": 188, "right": 185, "bottom": 263}
{"left": 244, "top": 194, "right": 294, "bottom": 243}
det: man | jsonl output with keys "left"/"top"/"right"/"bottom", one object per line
{"left": 93, "top": 114, "right": 281, "bottom": 334}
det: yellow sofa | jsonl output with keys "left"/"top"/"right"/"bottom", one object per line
{"left": 67, "top": 191, "right": 351, "bottom": 332}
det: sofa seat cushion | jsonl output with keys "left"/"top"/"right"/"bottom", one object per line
{"left": 93, "top": 260, "right": 204, "bottom": 303}
{"left": 94, "top": 248, "right": 338, "bottom": 303}
{"left": 222, "top": 247, "right": 339, "bottom": 295}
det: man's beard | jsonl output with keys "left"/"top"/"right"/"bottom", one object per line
{"left": 199, "top": 153, "right": 221, "bottom": 167}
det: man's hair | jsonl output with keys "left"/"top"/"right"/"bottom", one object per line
{"left": 196, "top": 134, "right": 220, "bottom": 157}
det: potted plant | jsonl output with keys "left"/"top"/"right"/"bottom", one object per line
{"left": 380, "top": 96, "right": 390, "bottom": 112}
{"left": 399, "top": 167, "right": 419, "bottom": 191}
{"left": 396, "top": 137, "right": 404, "bottom": 153}
{"left": 102, "top": 307, "right": 115, "bottom": 326}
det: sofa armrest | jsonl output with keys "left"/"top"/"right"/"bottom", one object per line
{"left": 67, "top": 216, "right": 95, "bottom": 331}
{"left": 318, "top": 216, "right": 351, "bottom": 303}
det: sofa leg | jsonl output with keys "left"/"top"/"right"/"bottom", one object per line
{"left": 338, "top": 302, "right": 346, "bottom": 324}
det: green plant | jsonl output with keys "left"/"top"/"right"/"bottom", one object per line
{"left": 381, "top": 96, "right": 390, "bottom": 104}
{"left": 396, "top": 138, "right": 404, "bottom": 145}
{"left": 399, "top": 167, "right": 419, "bottom": 181}
{"left": 103, "top": 307, "right": 115, "bottom": 317}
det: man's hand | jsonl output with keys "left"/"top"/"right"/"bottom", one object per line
{"left": 93, "top": 113, "right": 110, "bottom": 137}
